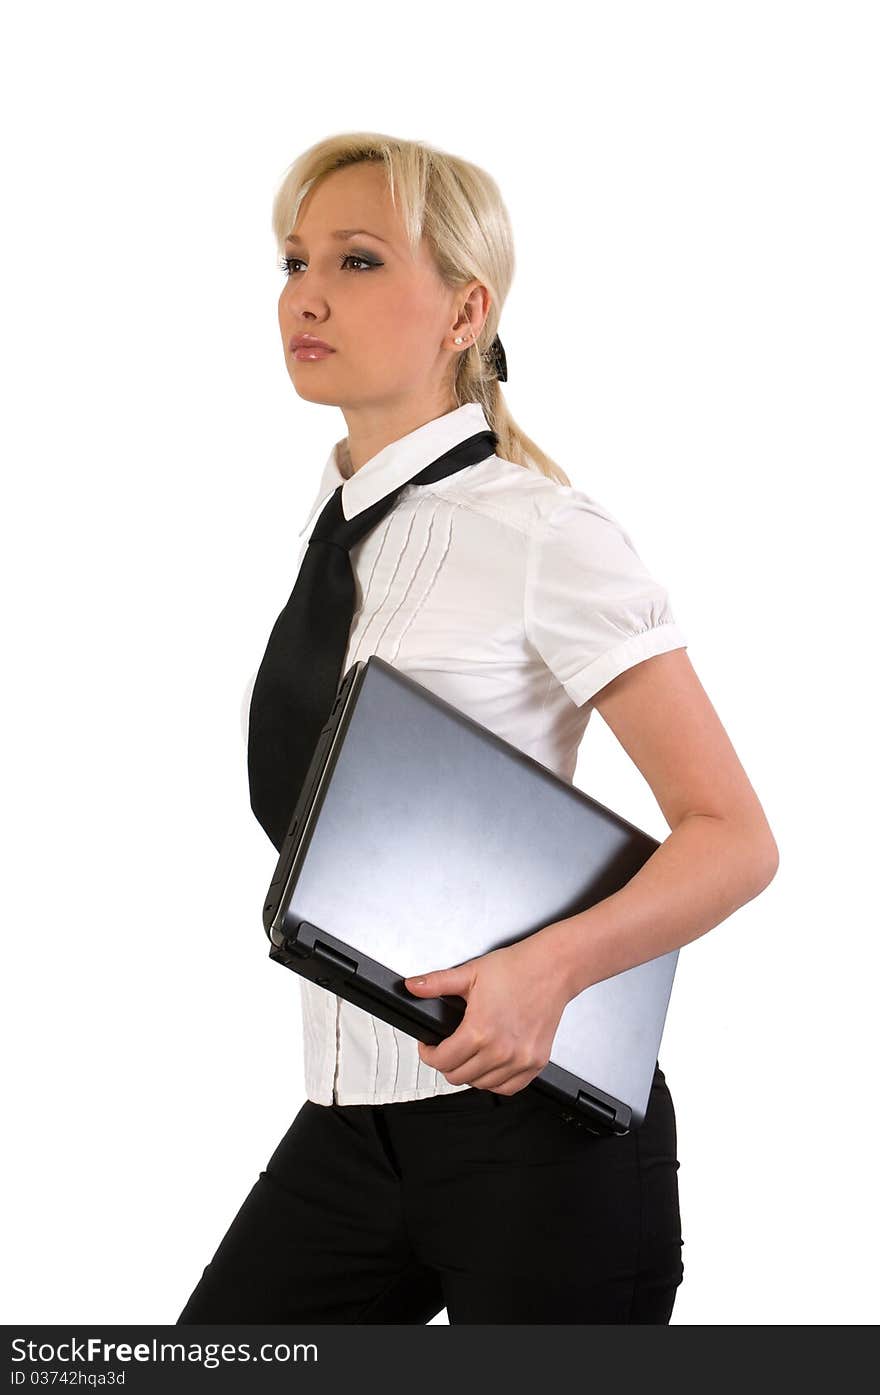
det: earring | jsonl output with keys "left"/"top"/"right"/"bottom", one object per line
{"left": 485, "top": 333, "right": 507, "bottom": 382}
{"left": 452, "top": 331, "right": 507, "bottom": 382}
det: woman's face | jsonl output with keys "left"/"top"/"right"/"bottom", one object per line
{"left": 278, "top": 161, "right": 483, "bottom": 413}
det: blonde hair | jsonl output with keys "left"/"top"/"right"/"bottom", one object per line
{"left": 271, "top": 131, "right": 571, "bottom": 487}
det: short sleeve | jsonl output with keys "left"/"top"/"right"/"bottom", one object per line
{"left": 524, "top": 494, "right": 687, "bottom": 706}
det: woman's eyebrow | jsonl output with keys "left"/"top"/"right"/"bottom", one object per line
{"left": 285, "top": 228, "right": 391, "bottom": 246}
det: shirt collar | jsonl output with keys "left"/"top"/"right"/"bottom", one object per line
{"left": 297, "top": 401, "right": 493, "bottom": 538}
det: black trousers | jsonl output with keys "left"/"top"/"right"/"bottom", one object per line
{"left": 176, "top": 1061, "right": 684, "bottom": 1325}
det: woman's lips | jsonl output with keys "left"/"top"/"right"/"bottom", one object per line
{"left": 292, "top": 345, "right": 335, "bottom": 361}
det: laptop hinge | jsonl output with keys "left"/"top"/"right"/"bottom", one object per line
{"left": 311, "top": 940, "right": 358, "bottom": 979}
{"left": 575, "top": 1090, "right": 618, "bottom": 1126}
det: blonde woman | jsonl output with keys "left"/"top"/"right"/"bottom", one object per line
{"left": 177, "top": 133, "right": 778, "bottom": 1325}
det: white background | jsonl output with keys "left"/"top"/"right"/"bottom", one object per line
{"left": 3, "top": 0, "right": 877, "bottom": 1326}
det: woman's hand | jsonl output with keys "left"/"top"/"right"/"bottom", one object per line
{"left": 403, "top": 930, "right": 572, "bottom": 1095}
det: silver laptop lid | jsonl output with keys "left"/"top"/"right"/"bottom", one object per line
{"left": 277, "top": 657, "right": 678, "bottom": 1129}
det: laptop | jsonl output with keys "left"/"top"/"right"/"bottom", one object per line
{"left": 261, "top": 655, "right": 679, "bottom": 1135}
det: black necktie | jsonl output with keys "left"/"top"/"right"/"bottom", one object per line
{"left": 247, "top": 427, "right": 499, "bottom": 851}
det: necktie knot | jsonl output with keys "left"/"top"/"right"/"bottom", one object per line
{"left": 309, "top": 483, "right": 399, "bottom": 552}
{"left": 309, "top": 428, "right": 500, "bottom": 552}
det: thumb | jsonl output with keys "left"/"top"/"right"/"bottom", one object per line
{"left": 404, "top": 964, "right": 473, "bottom": 996}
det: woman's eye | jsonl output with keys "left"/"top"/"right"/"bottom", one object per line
{"left": 279, "top": 253, "right": 381, "bottom": 276}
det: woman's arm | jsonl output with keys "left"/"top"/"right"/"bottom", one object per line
{"left": 537, "top": 646, "right": 779, "bottom": 999}
{"left": 407, "top": 646, "right": 779, "bottom": 1093}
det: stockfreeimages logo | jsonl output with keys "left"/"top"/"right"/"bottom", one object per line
{"left": 9, "top": 1336, "right": 317, "bottom": 1371}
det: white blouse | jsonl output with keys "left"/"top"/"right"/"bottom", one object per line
{"left": 242, "top": 401, "right": 687, "bottom": 1107}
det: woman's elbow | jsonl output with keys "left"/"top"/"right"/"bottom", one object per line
{"left": 724, "top": 812, "right": 779, "bottom": 899}
{"left": 750, "top": 827, "right": 780, "bottom": 895}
